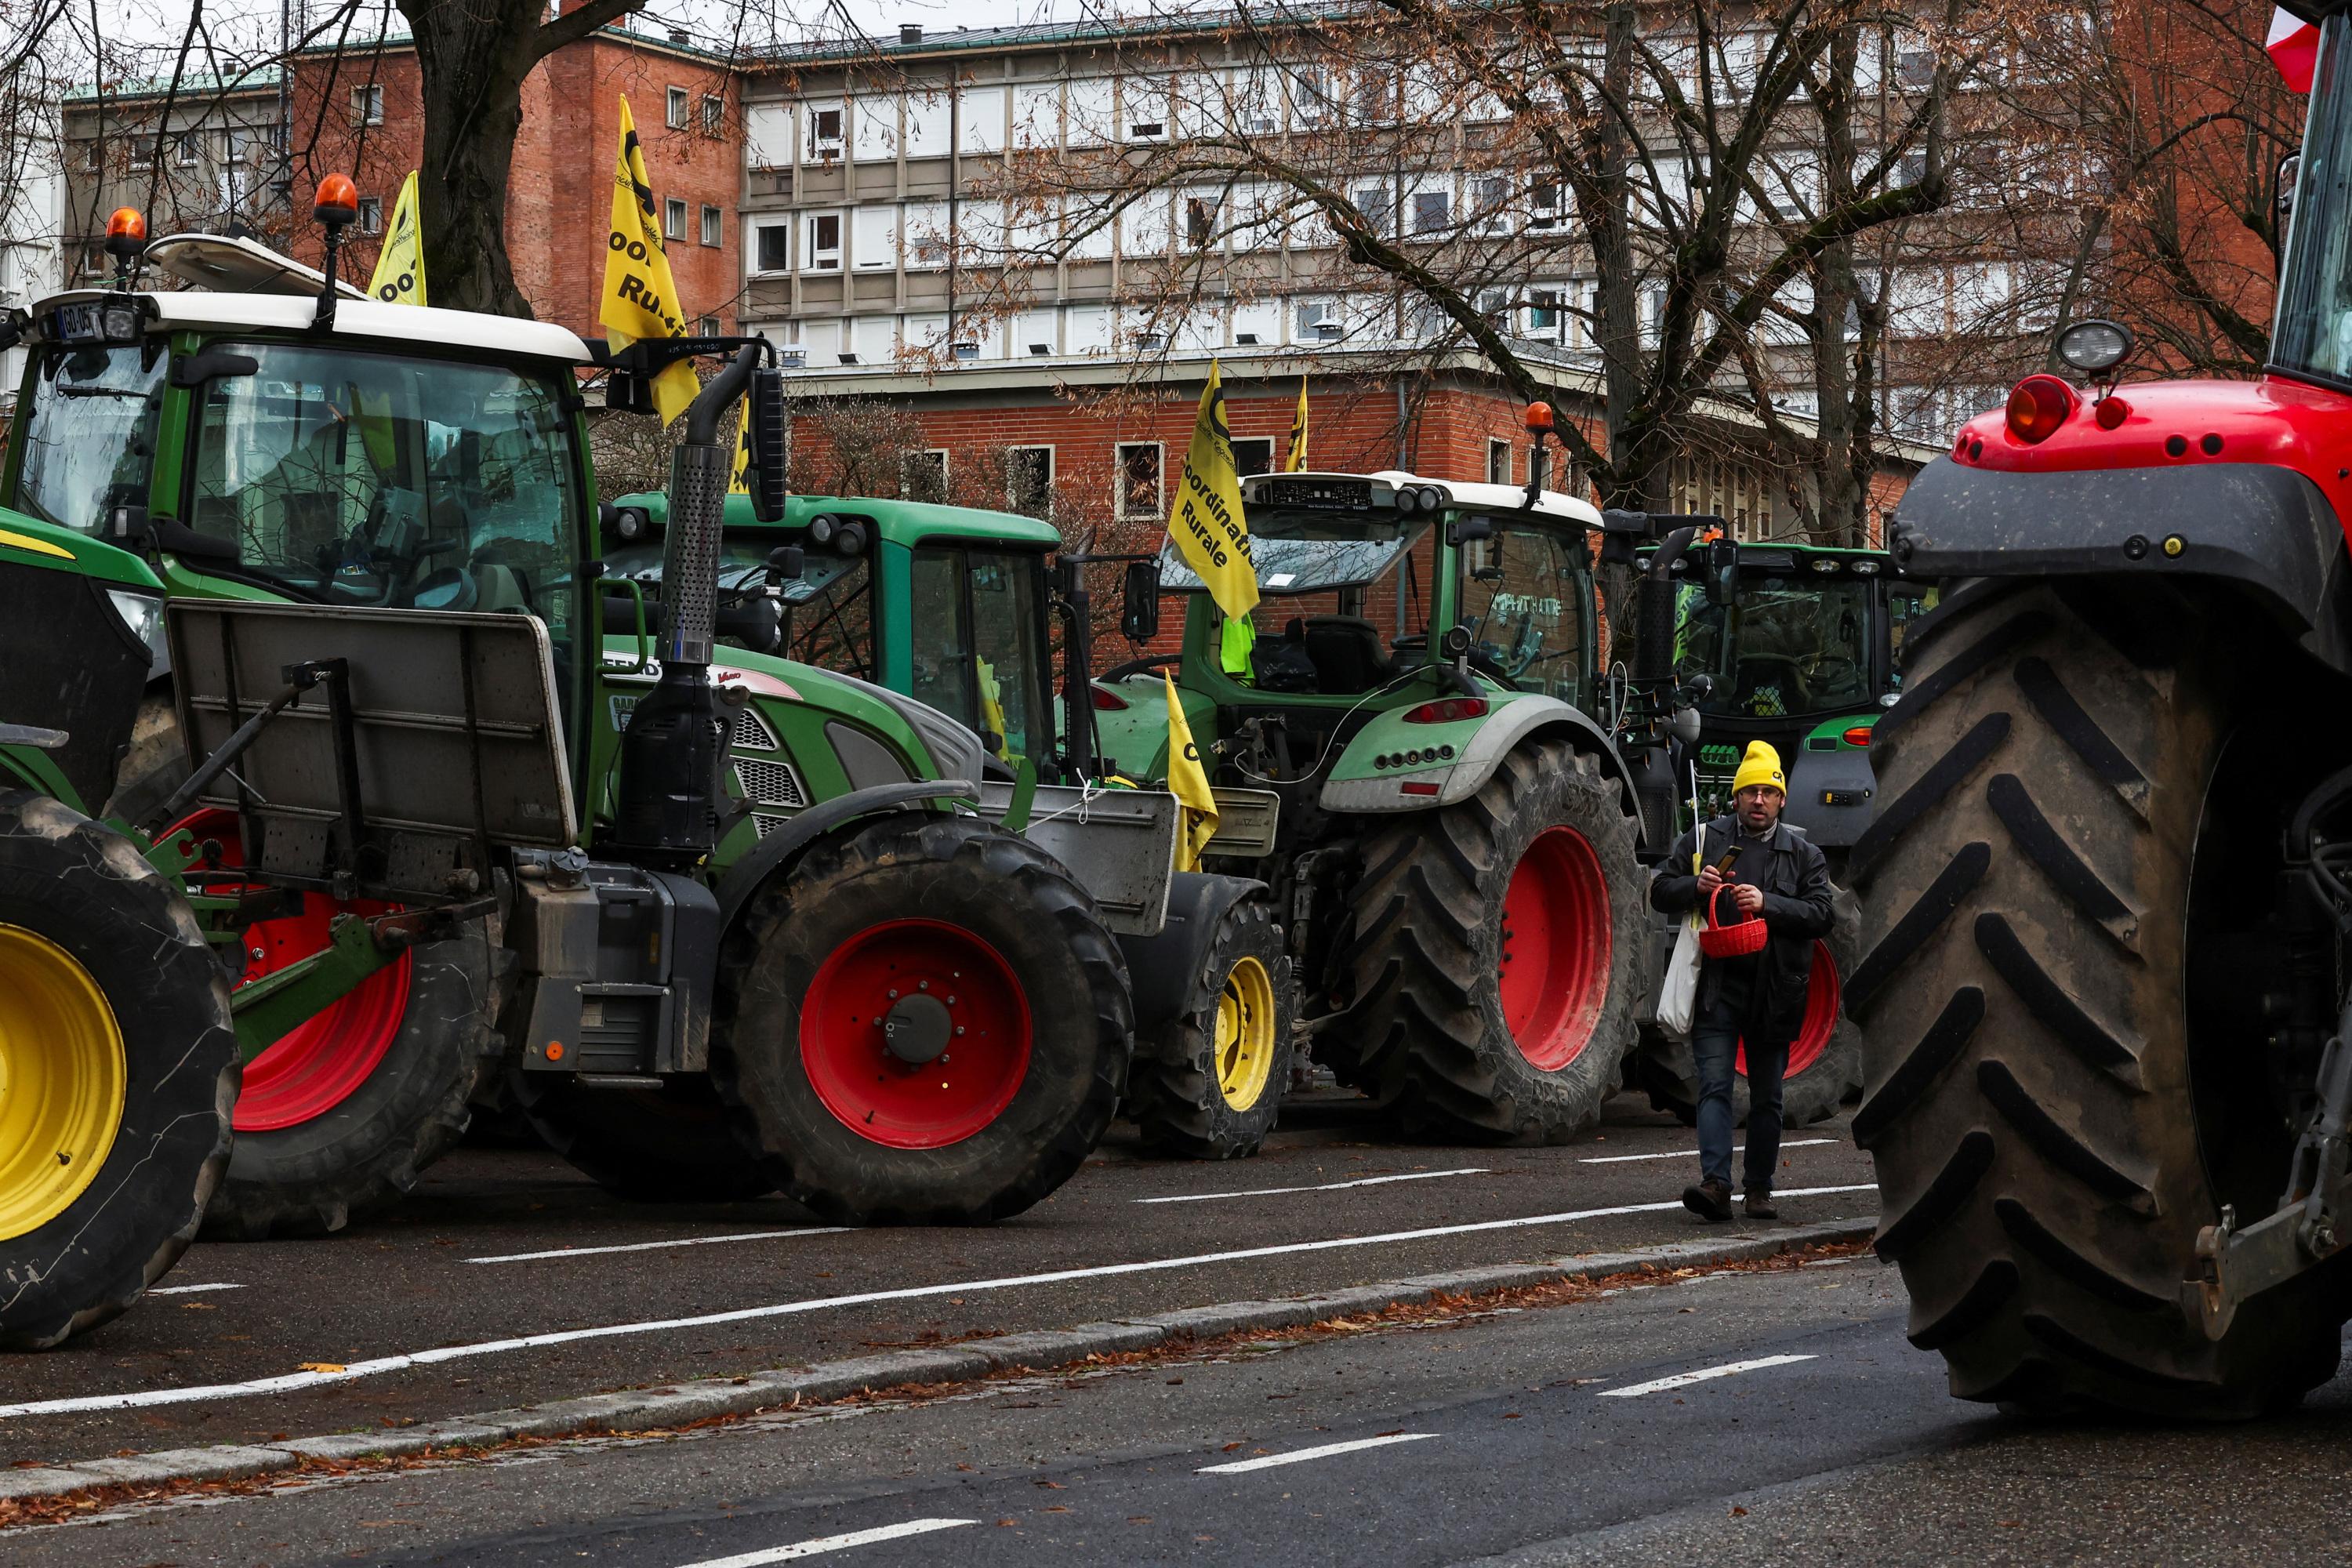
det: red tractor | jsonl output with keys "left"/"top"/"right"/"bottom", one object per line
{"left": 1855, "top": 7, "right": 2352, "bottom": 1417}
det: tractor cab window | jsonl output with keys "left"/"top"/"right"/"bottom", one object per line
{"left": 1454, "top": 517, "right": 1591, "bottom": 705}
{"left": 1885, "top": 584, "right": 1937, "bottom": 688}
{"left": 906, "top": 545, "right": 1051, "bottom": 767}
{"left": 1164, "top": 509, "right": 1432, "bottom": 695}
{"left": 603, "top": 537, "right": 868, "bottom": 673}
{"left": 2277, "top": 16, "right": 2352, "bottom": 383}
{"left": 1675, "top": 572, "right": 1878, "bottom": 720}
{"left": 9, "top": 342, "right": 167, "bottom": 535}
{"left": 184, "top": 343, "right": 579, "bottom": 639}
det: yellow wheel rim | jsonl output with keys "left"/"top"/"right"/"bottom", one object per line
{"left": 0, "top": 925, "right": 127, "bottom": 1241}
{"left": 1214, "top": 954, "right": 1278, "bottom": 1112}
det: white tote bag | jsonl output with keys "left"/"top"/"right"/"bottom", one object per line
{"left": 1655, "top": 828, "right": 1708, "bottom": 1040}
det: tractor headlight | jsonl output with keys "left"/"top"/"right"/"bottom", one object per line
{"left": 104, "top": 587, "right": 169, "bottom": 673}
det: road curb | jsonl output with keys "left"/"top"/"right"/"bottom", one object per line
{"left": 0, "top": 1215, "right": 1874, "bottom": 1509}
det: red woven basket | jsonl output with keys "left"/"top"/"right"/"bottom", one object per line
{"left": 1698, "top": 884, "right": 1769, "bottom": 959}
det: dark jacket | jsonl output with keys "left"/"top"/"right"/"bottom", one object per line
{"left": 1650, "top": 814, "right": 1835, "bottom": 1040}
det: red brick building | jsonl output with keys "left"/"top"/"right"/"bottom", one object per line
{"left": 283, "top": 8, "right": 740, "bottom": 341}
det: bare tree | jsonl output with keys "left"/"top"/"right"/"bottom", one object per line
{"left": 938, "top": 0, "right": 1962, "bottom": 540}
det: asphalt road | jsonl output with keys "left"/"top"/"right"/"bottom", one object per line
{"left": 14, "top": 1235, "right": 2348, "bottom": 1566}
{"left": 0, "top": 1091, "right": 1876, "bottom": 1468}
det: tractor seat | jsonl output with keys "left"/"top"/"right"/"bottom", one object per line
{"left": 1301, "top": 615, "right": 1394, "bottom": 695}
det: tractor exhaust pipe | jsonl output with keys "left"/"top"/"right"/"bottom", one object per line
{"left": 611, "top": 347, "right": 760, "bottom": 863}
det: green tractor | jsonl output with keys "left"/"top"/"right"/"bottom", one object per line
{"left": 597, "top": 488, "right": 1294, "bottom": 1159}
{"left": 1086, "top": 468, "right": 1695, "bottom": 1143}
{"left": 1657, "top": 539, "right": 1932, "bottom": 861}
{"left": 0, "top": 200, "right": 1160, "bottom": 1345}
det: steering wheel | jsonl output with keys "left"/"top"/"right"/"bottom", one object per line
{"left": 1799, "top": 652, "right": 1863, "bottom": 685}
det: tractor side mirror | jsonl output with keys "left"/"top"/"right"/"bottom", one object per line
{"left": 604, "top": 368, "right": 655, "bottom": 416}
{"left": 746, "top": 365, "right": 789, "bottom": 524}
{"left": 1446, "top": 515, "right": 1494, "bottom": 547}
{"left": 1705, "top": 538, "right": 1738, "bottom": 607}
{"left": 765, "top": 543, "right": 805, "bottom": 585}
{"left": 1120, "top": 559, "right": 1161, "bottom": 643}
{"left": 2274, "top": 153, "right": 2301, "bottom": 274}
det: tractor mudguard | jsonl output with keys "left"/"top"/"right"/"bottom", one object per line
{"left": 1890, "top": 459, "right": 2352, "bottom": 676}
{"left": 711, "top": 778, "right": 977, "bottom": 929}
{"left": 1319, "top": 693, "right": 1641, "bottom": 833}
{"left": 1783, "top": 746, "right": 1875, "bottom": 848}
{"left": 1114, "top": 870, "right": 1269, "bottom": 1029}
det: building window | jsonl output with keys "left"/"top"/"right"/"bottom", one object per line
{"left": 1528, "top": 180, "right": 1567, "bottom": 231}
{"left": 806, "top": 101, "right": 845, "bottom": 160}
{"left": 352, "top": 85, "right": 384, "bottom": 127}
{"left": 667, "top": 86, "right": 690, "bottom": 129}
{"left": 804, "top": 210, "right": 842, "bottom": 271}
{"left": 700, "top": 94, "right": 724, "bottom": 136}
{"left": 175, "top": 134, "right": 201, "bottom": 167}
{"left": 902, "top": 449, "right": 949, "bottom": 503}
{"left": 664, "top": 198, "right": 688, "bottom": 241}
{"left": 699, "top": 314, "right": 721, "bottom": 336}
{"left": 1411, "top": 189, "right": 1450, "bottom": 234}
{"left": 1231, "top": 438, "right": 1273, "bottom": 477}
{"left": 1350, "top": 181, "right": 1392, "bottom": 238}
{"left": 1117, "top": 442, "right": 1163, "bottom": 519}
{"left": 700, "top": 204, "right": 722, "bottom": 247}
{"left": 1185, "top": 195, "right": 1218, "bottom": 249}
{"left": 754, "top": 222, "right": 789, "bottom": 273}
{"left": 1486, "top": 437, "right": 1511, "bottom": 485}
{"left": 356, "top": 196, "right": 383, "bottom": 234}
{"left": 1005, "top": 446, "right": 1054, "bottom": 517}
{"left": 126, "top": 135, "right": 156, "bottom": 170}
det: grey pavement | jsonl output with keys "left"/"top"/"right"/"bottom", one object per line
{"left": 0, "top": 1091, "right": 1875, "bottom": 1467}
{"left": 13, "top": 1236, "right": 2343, "bottom": 1567}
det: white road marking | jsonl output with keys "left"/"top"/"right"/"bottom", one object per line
{"left": 1595, "top": 1353, "right": 1817, "bottom": 1398}
{"left": 1580, "top": 1138, "right": 1835, "bottom": 1164}
{"left": 1198, "top": 1432, "right": 1438, "bottom": 1474}
{"left": 465, "top": 1229, "right": 850, "bottom": 1265}
{"left": 1134, "top": 1168, "right": 1490, "bottom": 1204}
{"left": 673, "top": 1518, "right": 976, "bottom": 1566}
{"left": 147, "top": 1283, "right": 245, "bottom": 1296}
{"left": 0, "top": 1185, "right": 1875, "bottom": 1418}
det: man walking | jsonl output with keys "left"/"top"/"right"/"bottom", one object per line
{"left": 1650, "top": 742, "right": 1835, "bottom": 1222}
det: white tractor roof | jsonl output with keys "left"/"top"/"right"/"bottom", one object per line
{"left": 1367, "top": 470, "right": 1605, "bottom": 528}
{"left": 34, "top": 233, "right": 593, "bottom": 366}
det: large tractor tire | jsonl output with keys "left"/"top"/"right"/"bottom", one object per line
{"left": 167, "top": 808, "right": 492, "bottom": 1240}
{"left": 1126, "top": 895, "right": 1295, "bottom": 1160}
{"left": 511, "top": 1073, "right": 775, "bottom": 1203}
{"left": 712, "top": 813, "right": 1132, "bottom": 1225}
{"left": 0, "top": 792, "right": 236, "bottom": 1350}
{"left": 1635, "top": 885, "right": 1867, "bottom": 1129}
{"left": 1338, "top": 739, "right": 1646, "bottom": 1143}
{"left": 1849, "top": 578, "right": 2351, "bottom": 1417}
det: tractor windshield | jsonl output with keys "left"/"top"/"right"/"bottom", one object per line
{"left": 1674, "top": 572, "right": 1879, "bottom": 720}
{"left": 9, "top": 342, "right": 167, "bottom": 535}
{"left": 1172, "top": 508, "right": 1433, "bottom": 695}
{"left": 183, "top": 342, "right": 582, "bottom": 622}
{"left": 1454, "top": 515, "right": 1592, "bottom": 705}
{"left": 2277, "top": 16, "right": 2352, "bottom": 383}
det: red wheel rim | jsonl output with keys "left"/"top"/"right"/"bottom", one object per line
{"left": 800, "top": 918, "right": 1032, "bottom": 1149}
{"left": 1495, "top": 826, "right": 1613, "bottom": 1071}
{"left": 171, "top": 808, "right": 412, "bottom": 1133}
{"left": 1736, "top": 939, "right": 1838, "bottom": 1080}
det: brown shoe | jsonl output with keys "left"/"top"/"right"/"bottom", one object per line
{"left": 1682, "top": 1178, "right": 1733, "bottom": 1222}
{"left": 1744, "top": 1189, "right": 1778, "bottom": 1221}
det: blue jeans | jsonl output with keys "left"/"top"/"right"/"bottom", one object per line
{"left": 1693, "top": 1017, "right": 1788, "bottom": 1192}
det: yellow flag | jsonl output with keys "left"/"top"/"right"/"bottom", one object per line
{"left": 367, "top": 170, "right": 426, "bottom": 307}
{"left": 1284, "top": 378, "right": 1309, "bottom": 471}
{"left": 728, "top": 402, "right": 752, "bottom": 494}
{"left": 600, "top": 95, "right": 697, "bottom": 426}
{"left": 1163, "top": 673, "right": 1218, "bottom": 870}
{"left": 1167, "top": 360, "right": 1257, "bottom": 628}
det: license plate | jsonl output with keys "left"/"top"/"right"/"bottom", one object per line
{"left": 49, "top": 302, "right": 104, "bottom": 343}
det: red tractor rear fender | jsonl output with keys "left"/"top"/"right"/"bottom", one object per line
{"left": 1894, "top": 374, "right": 2352, "bottom": 677}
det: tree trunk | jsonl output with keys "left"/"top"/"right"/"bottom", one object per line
{"left": 401, "top": 0, "right": 543, "bottom": 317}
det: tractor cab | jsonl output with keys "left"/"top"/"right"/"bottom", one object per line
{"left": 1094, "top": 470, "right": 1603, "bottom": 783}
{"left": 597, "top": 492, "right": 1062, "bottom": 781}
